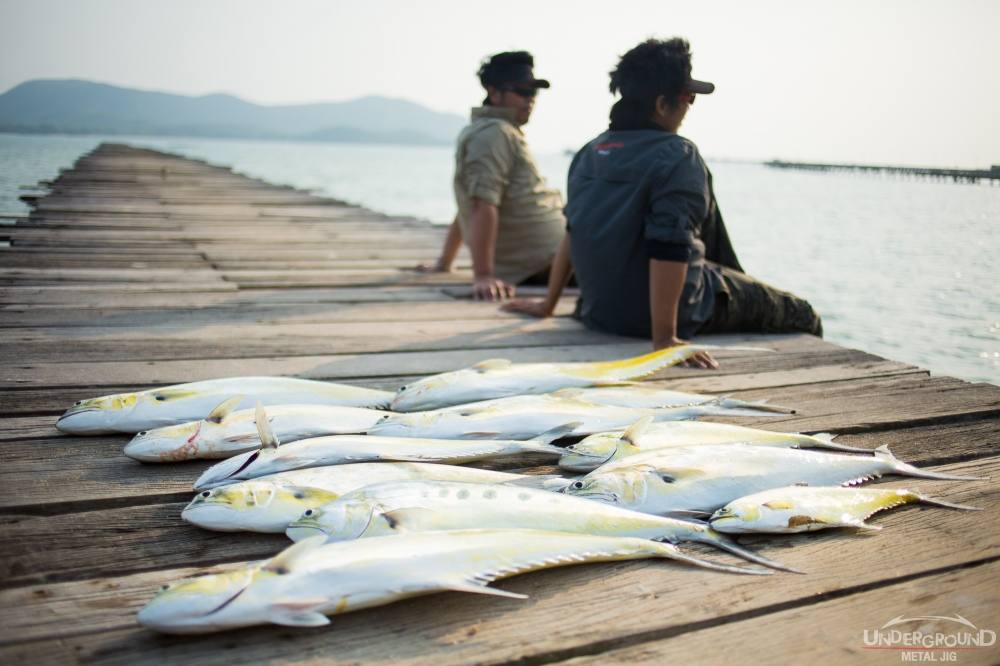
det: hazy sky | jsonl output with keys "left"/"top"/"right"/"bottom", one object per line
{"left": 1, "top": 0, "right": 998, "bottom": 166}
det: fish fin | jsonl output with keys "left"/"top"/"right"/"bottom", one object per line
{"left": 875, "top": 445, "right": 986, "bottom": 481}
{"left": 691, "top": 530, "right": 803, "bottom": 573}
{"left": 715, "top": 397, "right": 797, "bottom": 414}
{"left": 268, "top": 607, "right": 331, "bottom": 627}
{"left": 380, "top": 507, "right": 435, "bottom": 531}
{"left": 521, "top": 439, "right": 570, "bottom": 456}
{"left": 254, "top": 402, "right": 280, "bottom": 450}
{"left": 806, "top": 432, "right": 869, "bottom": 453}
{"left": 665, "top": 509, "right": 713, "bottom": 519}
{"left": 472, "top": 359, "right": 512, "bottom": 372}
{"left": 622, "top": 416, "right": 655, "bottom": 445}
{"left": 205, "top": 395, "right": 244, "bottom": 424}
{"left": 534, "top": 421, "right": 583, "bottom": 444}
{"left": 444, "top": 580, "right": 528, "bottom": 600}
{"left": 914, "top": 494, "right": 982, "bottom": 511}
{"left": 264, "top": 534, "right": 327, "bottom": 574}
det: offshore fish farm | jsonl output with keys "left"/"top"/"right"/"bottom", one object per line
{"left": 1, "top": 144, "right": 998, "bottom": 664}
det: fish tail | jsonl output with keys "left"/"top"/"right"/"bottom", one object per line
{"left": 716, "top": 397, "right": 797, "bottom": 414}
{"left": 576, "top": 347, "right": 694, "bottom": 382}
{"left": 652, "top": 541, "right": 772, "bottom": 575}
{"left": 808, "top": 432, "right": 871, "bottom": 453}
{"left": 875, "top": 445, "right": 987, "bottom": 481}
{"left": 914, "top": 493, "right": 982, "bottom": 511}
{"left": 689, "top": 529, "right": 803, "bottom": 573}
{"left": 696, "top": 402, "right": 788, "bottom": 418}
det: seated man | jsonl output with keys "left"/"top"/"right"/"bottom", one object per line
{"left": 506, "top": 38, "right": 822, "bottom": 367}
{"left": 422, "top": 51, "right": 566, "bottom": 301}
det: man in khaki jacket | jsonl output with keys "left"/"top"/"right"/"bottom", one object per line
{"left": 423, "top": 51, "right": 566, "bottom": 301}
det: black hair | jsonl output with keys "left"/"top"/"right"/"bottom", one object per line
{"left": 608, "top": 38, "right": 692, "bottom": 130}
{"left": 478, "top": 51, "right": 534, "bottom": 105}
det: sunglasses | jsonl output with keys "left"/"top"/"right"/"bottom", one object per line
{"left": 503, "top": 85, "right": 539, "bottom": 99}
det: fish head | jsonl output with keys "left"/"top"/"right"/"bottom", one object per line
{"left": 124, "top": 420, "right": 208, "bottom": 462}
{"left": 286, "top": 498, "right": 375, "bottom": 542}
{"left": 137, "top": 565, "right": 265, "bottom": 633}
{"left": 562, "top": 468, "right": 649, "bottom": 508}
{"left": 182, "top": 482, "right": 340, "bottom": 532}
{"left": 56, "top": 392, "right": 140, "bottom": 434}
{"left": 193, "top": 447, "right": 282, "bottom": 490}
{"left": 366, "top": 410, "right": 438, "bottom": 437}
{"left": 710, "top": 499, "right": 785, "bottom": 533}
{"left": 558, "top": 432, "right": 622, "bottom": 472}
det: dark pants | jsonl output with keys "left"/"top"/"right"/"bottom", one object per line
{"left": 696, "top": 168, "right": 823, "bottom": 337}
{"left": 699, "top": 264, "right": 823, "bottom": 337}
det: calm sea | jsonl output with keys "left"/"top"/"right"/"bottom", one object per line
{"left": 2, "top": 132, "right": 998, "bottom": 385}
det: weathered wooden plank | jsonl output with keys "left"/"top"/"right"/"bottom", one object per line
{"left": 0, "top": 300, "right": 571, "bottom": 330}
{"left": 560, "top": 560, "right": 1000, "bottom": 665}
{"left": 0, "top": 457, "right": 994, "bottom": 663}
{"left": 0, "top": 318, "right": 628, "bottom": 363}
{"left": 0, "top": 334, "right": 833, "bottom": 389}
{"left": 0, "top": 286, "right": 455, "bottom": 307}
{"left": 1, "top": 413, "right": 994, "bottom": 513}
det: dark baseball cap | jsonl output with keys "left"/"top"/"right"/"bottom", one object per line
{"left": 687, "top": 77, "right": 715, "bottom": 94}
{"left": 479, "top": 51, "right": 551, "bottom": 89}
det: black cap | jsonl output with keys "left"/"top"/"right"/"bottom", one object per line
{"left": 478, "top": 51, "right": 551, "bottom": 90}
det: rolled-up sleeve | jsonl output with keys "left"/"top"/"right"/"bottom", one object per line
{"left": 644, "top": 143, "right": 709, "bottom": 247}
{"left": 460, "top": 123, "right": 516, "bottom": 206}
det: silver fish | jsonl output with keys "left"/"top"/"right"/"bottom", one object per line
{"left": 57, "top": 376, "right": 392, "bottom": 434}
{"left": 286, "top": 479, "right": 795, "bottom": 571}
{"left": 124, "top": 399, "right": 389, "bottom": 462}
{"left": 559, "top": 417, "right": 868, "bottom": 472}
{"left": 564, "top": 444, "right": 981, "bottom": 516}
{"left": 183, "top": 463, "right": 544, "bottom": 532}
{"left": 390, "top": 344, "right": 772, "bottom": 412}
{"left": 138, "top": 529, "right": 768, "bottom": 633}
{"left": 710, "top": 485, "right": 980, "bottom": 533}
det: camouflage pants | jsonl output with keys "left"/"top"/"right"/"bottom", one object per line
{"left": 699, "top": 263, "right": 823, "bottom": 337}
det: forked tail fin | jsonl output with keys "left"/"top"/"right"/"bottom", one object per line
{"left": 689, "top": 528, "right": 803, "bottom": 573}
{"left": 876, "top": 445, "right": 986, "bottom": 481}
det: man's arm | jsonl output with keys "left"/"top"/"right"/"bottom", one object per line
{"left": 649, "top": 258, "right": 717, "bottom": 368}
{"left": 503, "top": 233, "right": 572, "bottom": 317}
{"left": 467, "top": 198, "right": 515, "bottom": 301}
{"left": 417, "top": 217, "right": 463, "bottom": 272}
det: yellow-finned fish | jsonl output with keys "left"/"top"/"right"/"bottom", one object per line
{"left": 57, "top": 377, "right": 392, "bottom": 434}
{"left": 183, "top": 463, "right": 543, "bottom": 533}
{"left": 286, "top": 479, "right": 795, "bottom": 571}
{"left": 372, "top": 394, "right": 785, "bottom": 442}
{"left": 124, "top": 399, "right": 390, "bottom": 462}
{"left": 709, "top": 485, "right": 980, "bottom": 533}
{"left": 559, "top": 418, "right": 869, "bottom": 472}
{"left": 390, "top": 344, "right": 772, "bottom": 412}
{"left": 564, "top": 444, "right": 983, "bottom": 516}
{"left": 138, "top": 529, "right": 768, "bottom": 633}
{"left": 191, "top": 404, "right": 570, "bottom": 490}
{"left": 553, "top": 386, "right": 795, "bottom": 413}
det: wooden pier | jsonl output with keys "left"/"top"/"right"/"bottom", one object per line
{"left": 1, "top": 143, "right": 998, "bottom": 665}
{"left": 765, "top": 159, "right": 1000, "bottom": 185}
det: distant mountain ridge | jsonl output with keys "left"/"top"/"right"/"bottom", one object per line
{"left": 0, "top": 79, "right": 465, "bottom": 145}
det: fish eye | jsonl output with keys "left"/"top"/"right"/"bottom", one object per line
{"left": 660, "top": 474, "right": 675, "bottom": 484}
{"left": 159, "top": 584, "right": 170, "bottom": 592}
{"left": 74, "top": 400, "right": 83, "bottom": 406}
{"left": 292, "top": 491, "right": 305, "bottom": 499}
{"left": 398, "top": 386, "right": 407, "bottom": 393}
{"left": 303, "top": 509, "right": 314, "bottom": 517}
{"left": 138, "top": 431, "right": 147, "bottom": 436}
{"left": 571, "top": 481, "right": 584, "bottom": 490}
{"left": 200, "top": 491, "right": 211, "bottom": 498}
{"left": 154, "top": 395, "right": 166, "bottom": 402}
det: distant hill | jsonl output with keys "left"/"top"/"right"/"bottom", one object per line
{"left": 0, "top": 79, "right": 465, "bottom": 145}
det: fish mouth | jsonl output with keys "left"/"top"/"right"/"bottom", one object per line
{"left": 286, "top": 523, "right": 326, "bottom": 542}
{"left": 572, "top": 491, "right": 621, "bottom": 504}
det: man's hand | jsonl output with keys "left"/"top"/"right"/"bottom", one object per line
{"left": 502, "top": 297, "right": 552, "bottom": 318}
{"left": 473, "top": 275, "right": 515, "bottom": 301}
{"left": 653, "top": 335, "right": 719, "bottom": 369}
